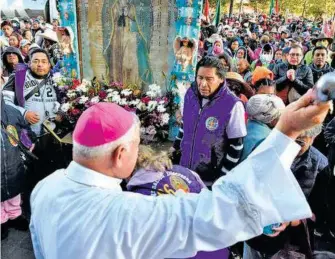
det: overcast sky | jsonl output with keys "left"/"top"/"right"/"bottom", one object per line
{"left": 0, "top": 0, "right": 46, "bottom": 10}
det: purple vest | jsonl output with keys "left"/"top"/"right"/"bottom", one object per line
{"left": 14, "top": 63, "right": 28, "bottom": 108}
{"left": 180, "top": 82, "right": 239, "bottom": 175}
{"left": 128, "top": 165, "right": 229, "bottom": 259}
{"left": 128, "top": 165, "right": 204, "bottom": 196}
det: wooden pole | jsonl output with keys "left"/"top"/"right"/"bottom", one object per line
{"left": 75, "top": 0, "right": 83, "bottom": 79}
{"left": 229, "top": 0, "right": 234, "bottom": 18}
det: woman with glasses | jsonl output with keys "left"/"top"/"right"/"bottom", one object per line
{"left": 273, "top": 44, "right": 314, "bottom": 104}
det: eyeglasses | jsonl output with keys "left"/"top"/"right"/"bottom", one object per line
{"left": 295, "top": 139, "right": 306, "bottom": 146}
{"left": 289, "top": 53, "right": 302, "bottom": 57}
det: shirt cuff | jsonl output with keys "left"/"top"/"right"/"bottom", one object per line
{"left": 249, "top": 128, "right": 301, "bottom": 171}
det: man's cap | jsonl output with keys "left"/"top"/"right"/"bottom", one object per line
{"left": 252, "top": 67, "right": 274, "bottom": 85}
{"left": 73, "top": 103, "right": 135, "bottom": 147}
{"left": 40, "top": 29, "right": 58, "bottom": 43}
{"left": 20, "top": 39, "right": 31, "bottom": 48}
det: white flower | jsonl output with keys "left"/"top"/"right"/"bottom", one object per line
{"left": 129, "top": 99, "right": 140, "bottom": 106}
{"left": 146, "top": 125, "right": 157, "bottom": 135}
{"left": 66, "top": 90, "right": 76, "bottom": 98}
{"left": 91, "top": 96, "right": 100, "bottom": 104}
{"left": 111, "top": 94, "right": 121, "bottom": 104}
{"left": 76, "top": 84, "right": 88, "bottom": 93}
{"left": 119, "top": 98, "right": 128, "bottom": 106}
{"left": 121, "top": 89, "right": 133, "bottom": 96}
{"left": 148, "top": 84, "right": 161, "bottom": 92}
{"left": 137, "top": 102, "right": 147, "bottom": 111}
{"left": 79, "top": 96, "right": 89, "bottom": 104}
{"left": 161, "top": 113, "right": 170, "bottom": 125}
{"left": 146, "top": 91, "right": 157, "bottom": 98}
{"left": 147, "top": 84, "right": 162, "bottom": 97}
{"left": 140, "top": 127, "right": 146, "bottom": 134}
{"left": 107, "top": 92, "right": 116, "bottom": 98}
{"left": 157, "top": 104, "right": 166, "bottom": 113}
{"left": 106, "top": 89, "right": 114, "bottom": 93}
{"left": 52, "top": 72, "right": 62, "bottom": 83}
{"left": 147, "top": 100, "right": 157, "bottom": 112}
{"left": 61, "top": 103, "right": 70, "bottom": 112}
{"left": 112, "top": 91, "right": 120, "bottom": 95}
{"left": 159, "top": 100, "right": 165, "bottom": 105}
{"left": 81, "top": 79, "right": 91, "bottom": 87}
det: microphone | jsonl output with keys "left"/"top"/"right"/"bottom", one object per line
{"left": 314, "top": 72, "right": 335, "bottom": 102}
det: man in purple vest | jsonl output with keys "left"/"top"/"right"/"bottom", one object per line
{"left": 173, "top": 56, "right": 247, "bottom": 185}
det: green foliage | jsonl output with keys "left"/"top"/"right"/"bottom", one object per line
{"left": 209, "top": 0, "right": 335, "bottom": 18}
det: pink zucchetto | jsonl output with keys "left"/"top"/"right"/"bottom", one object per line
{"left": 73, "top": 103, "right": 135, "bottom": 147}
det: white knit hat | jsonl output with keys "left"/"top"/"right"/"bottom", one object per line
{"left": 247, "top": 94, "right": 285, "bottom": 124}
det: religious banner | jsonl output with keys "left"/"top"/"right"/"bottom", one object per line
{"left": 77, "top": 1, "right": 202, "bottom": 89}
{"left": 169, "top": 0, "right": 203, "bottom": 140}
{"left": 78, "top": 0, "right": 175, "bottom": 87}
{"left": 57, "top": 0, "right": 81, "bottom": 78}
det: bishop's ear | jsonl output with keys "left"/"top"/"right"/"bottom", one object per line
{"left": 111, "top": 144, "right": 126, "bottom": 168}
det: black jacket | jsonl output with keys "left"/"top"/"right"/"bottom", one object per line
{"left": 1, "top": 102, "right": 35, "bottom": 201}
{"left": 273, "top": 62, "right": 314, "bottom": 95}
{"left": 246, "top": 147, "right": 328, "bottom": 257}
{"left": 309, "top": 63, "right": 334, "bottom": 84}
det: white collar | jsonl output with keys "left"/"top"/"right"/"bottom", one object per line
{"left": 65, "top": 161, "right": 122, "bottom": 190}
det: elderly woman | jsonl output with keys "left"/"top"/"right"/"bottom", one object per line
{"left": 236, "top": 58, "right": 252, "bottom": 85}
{"left": 127, "top": 145, "right": 230, "bottom": 259}
{"left": 218, "top": 53, "right": 233, "bottom": 72}
{"left": 241, "top": 94, "right": 285, "bottom": 161}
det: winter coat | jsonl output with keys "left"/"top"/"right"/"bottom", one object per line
{"left": 273, "top": 62, "right": 314, "bottom": 104}
{"left": 309, "top": 63, "right": 334, "bottom": 84}
{"left": 1, "top": 102, "right": 35, "bottom": 201}
{"left": 241, "top": 120, "right": 271, "bottom": 161}
{"left": 245, "top": 147, "right": 328, "bottom": 259}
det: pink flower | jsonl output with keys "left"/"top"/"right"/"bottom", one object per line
{"left": 124, "top": 106, "right": 136, "bottom": 113}
{"left": 71, "top": 108, "right": 81, "bottom": 116}
{"left": 98, "top": 90, "right": 107, "bottom": 99}
{"left": 141, "top": 96, "right": 151, "bottom": 104}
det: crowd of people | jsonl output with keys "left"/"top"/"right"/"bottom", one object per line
{"left": 1, "top": 11, "right": 335, "bottom": 259}
{"left": 0, "top": 16, "right": 70, "bottom": 84}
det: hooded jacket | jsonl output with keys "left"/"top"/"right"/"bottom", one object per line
{"left": 1, "top": 46, "right": 24, "bottom": 77}
{"left": 250, "top": 44, "right": 275, "bottom": 71}
{"left": 309, "top": 63, "right": 334, "bottom": 83}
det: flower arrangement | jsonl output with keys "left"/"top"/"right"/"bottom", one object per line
{"left": 53, "top": 73, "right": 179, "bottom": 143}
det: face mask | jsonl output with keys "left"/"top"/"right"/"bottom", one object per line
{"left": 213, "top": 45, "right": 223, "bottom": 54}
{"left": 260, "top": 54, "right": 273, "bottom": 64}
